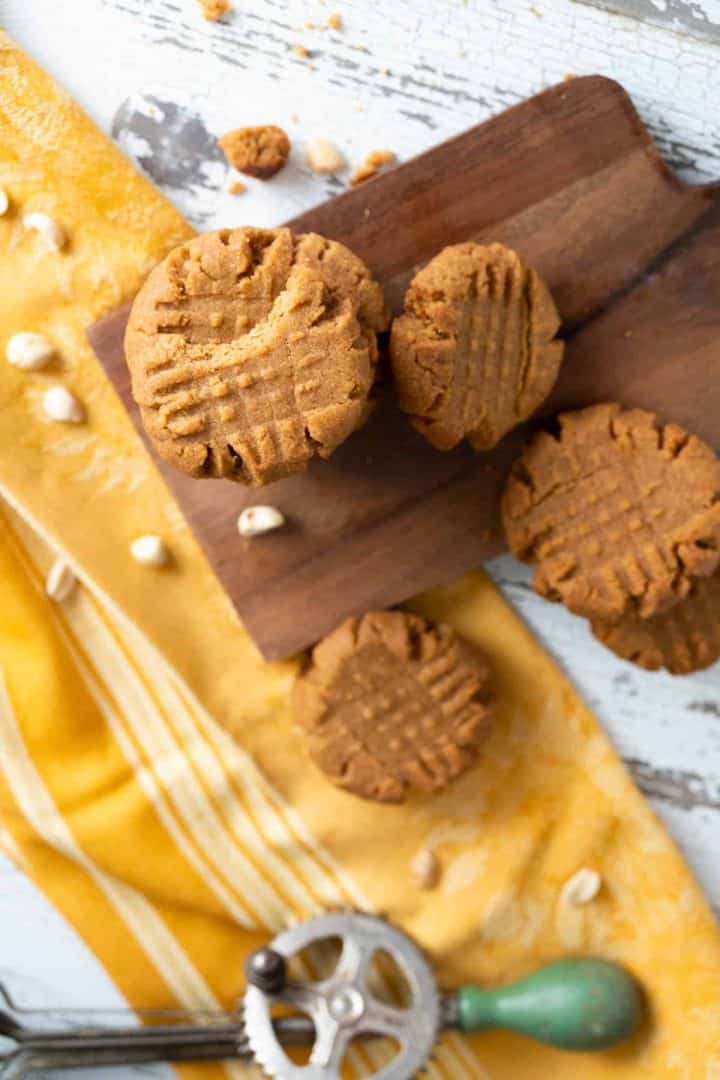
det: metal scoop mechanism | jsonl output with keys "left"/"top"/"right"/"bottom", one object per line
{"left": 0, "top": 912, "right": 644, "bottom": 1079}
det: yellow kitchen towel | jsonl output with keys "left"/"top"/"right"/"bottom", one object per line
{"left": 1, "top": 31, "right": 720, "bottom": 1080}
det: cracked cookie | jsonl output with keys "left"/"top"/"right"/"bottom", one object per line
{"left": 293, "top": 610, "right": 494, "bottom": 804}
{"left": 389, "top": 242, "right": 563, "bottom": 451}
{"left": 591, "top": 571, "right": 720, "bottom": 675}
{"left": 125, "top": 227, "right": 389, "bottom": 485}
{"left": 502, "top": 403, "right": 720, "bottom": 621}
{"left": 218, "top": 125, "right": 290, "bottom": 178}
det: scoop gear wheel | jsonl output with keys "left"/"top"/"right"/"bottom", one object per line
{"left": 242, "top": 912, "right": 440, "bottom": 1079}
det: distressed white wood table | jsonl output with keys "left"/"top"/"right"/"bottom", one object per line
{"left": 0, "top": 0, "right": 719, "bottom": 1070}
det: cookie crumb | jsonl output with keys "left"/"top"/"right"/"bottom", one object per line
{"left": 411, "top": 847, "right": 440, "bottom": 890}
{"left": 43, "top": 386, "right": 84, "bottom": 424}
{"left": 350, "top": 149, "right": 395, "bottom": 185}
{"left": 369, "top": 149, "right": 395, "bottom": 167}
{"left": 23, "top": 212, "right": 68, "bottom": 252}
{"left": 130, "top": 535, "right": 168, "bottom": 567}
{"left": 305, "top": 20, "right": 316, "bottom": 28}
{"left": 238, "top": 505, "right": 285, "bottom": 537}
{"left": 563, "top": 71, "right": 576, "bottom": 81}
{"left": 291, "top": 113, "right": 299, "bottom": 123}
{"left": 292, "top": 44, "right": 309, "bottom": 58}
{"left": 560, "top": 868, "right": 601, "bottom": 907}
{"left": 328, "top": 12, "right": 342, "bottom": 29}
{"left": 306, "top": 137, "right": 346, "bottom": 174}
{"left": 228, "top": 180, "right": 247, "bottom": 195}
{"left": 0, "top": 188, "right": 8, "bottom": 215}
{"left": 218, "top": 125, "right": 291, "bottom": 179}
{"left": 380, "top": 66, "right": 390, "bottom": 76}
{"left": 200, "top": 0, "right": 231, "bottom": 19}
{"left": 6, "top": 332, "right": 56, "bottom": 370}
{"left": 46, "top": 558, "right": 76, "bottom": 603}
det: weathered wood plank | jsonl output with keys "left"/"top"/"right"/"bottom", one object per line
{"left": 4, "top": 0, "right": 720, "bottom": 235}
{"left": 578, "top": 0, "right": 720, "bottom": 46}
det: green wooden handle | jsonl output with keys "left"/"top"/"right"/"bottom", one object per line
{"left": 456, "top": 958, "right": 643, "bottom": 1051}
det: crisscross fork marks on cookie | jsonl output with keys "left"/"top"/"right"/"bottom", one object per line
{"left": 390, "top": 242, "right": 563, "bottom": 452}
{"left": 293, "top": 611, "right": 494, "bottom": 803}
{"left": 503, "top": 403, "right": 720, "bottom": 621}
{"left": 125, "top": 227, "right": 388, "bottom": 485}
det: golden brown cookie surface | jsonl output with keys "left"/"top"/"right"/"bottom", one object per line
{"left": 592, "top": 573, "right": 720, "bottom": 675}
{"left": 125, "top": 227, "right": 388, "bottom": 485}
{"left": 389, "top": 242, "right": 563, "bottom": 451}
{"left": 218, "top": 125, "right": 290, "bottom": 178}
{"left": 502, "top": 403, "right": 720, "bottom": 621}
{"left": 293, "top": 610, "right": 494, "bottom": 803}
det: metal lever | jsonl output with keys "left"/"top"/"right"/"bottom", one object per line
{"left": 0, "top": 998, "right": 313, "bottom": 1079}
{"left": 0, "top": 1016, "right": 241, "bottom": 1079}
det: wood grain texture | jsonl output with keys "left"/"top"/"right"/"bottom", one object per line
{"left": 556, "top": 199, "right": 720, "bottom": 446}
{"left": 89, "top": 76, "right": 719, "bottom": 659}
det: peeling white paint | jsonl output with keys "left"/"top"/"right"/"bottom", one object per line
{"left": 579, "top": 0, "right": 720, "bottom": 45}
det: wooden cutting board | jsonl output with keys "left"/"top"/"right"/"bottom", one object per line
{"left": 88, "top": 75, "right": 720, "bottom": 660}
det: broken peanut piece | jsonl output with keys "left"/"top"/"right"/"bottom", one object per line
{"left": 43, "top": 386, "right": 84, "bottom": 423}
{"left": 238, "top": 505, "right": 285, "bottom": 537}
{"left": 130, "top": 535, "right": 169, "bottom": 567}
{"left": 411, "top": 847, "right": 440, "bottom": 890}
{"left": 23, "top": 212, "right": 68, "bottom": 251}
{"left": 6, "top": 332, "right": 56, "bottom": 370}
{"left": 305, "top": 137, "right": 346, "bottom": 174}
{"left": 349, "top": 149, "right": 395, "bottom": 185}
{"left": 560, "top": 868, "right": 602, "bottom": 907}
{"left": 218, "top": 125, "right": 291, "bottom": 179}
{"left": 46, "top": 558, "right": 77, "bottom": 603}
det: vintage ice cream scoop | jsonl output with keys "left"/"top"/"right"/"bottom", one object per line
{"left": 0, "top": 912, "right": 643, "bottom": 1079}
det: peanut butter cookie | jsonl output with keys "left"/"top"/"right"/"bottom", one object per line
{"left": 218, "top": 125, "right": 290, "bottom": 178}
{"left": 389, "top": 243, "right": 563, "bottom": 451}
{"left": 592, "top": 572, "right": 720, "bottom": 675}
{"left": 293, "top": 610, "right": 494, "bottom": 804}
{"left": 502, "top": 403, "right": 720, "bottom": 621}
{"left": 125, "top": 227, "right": 389, "bottom": 485}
